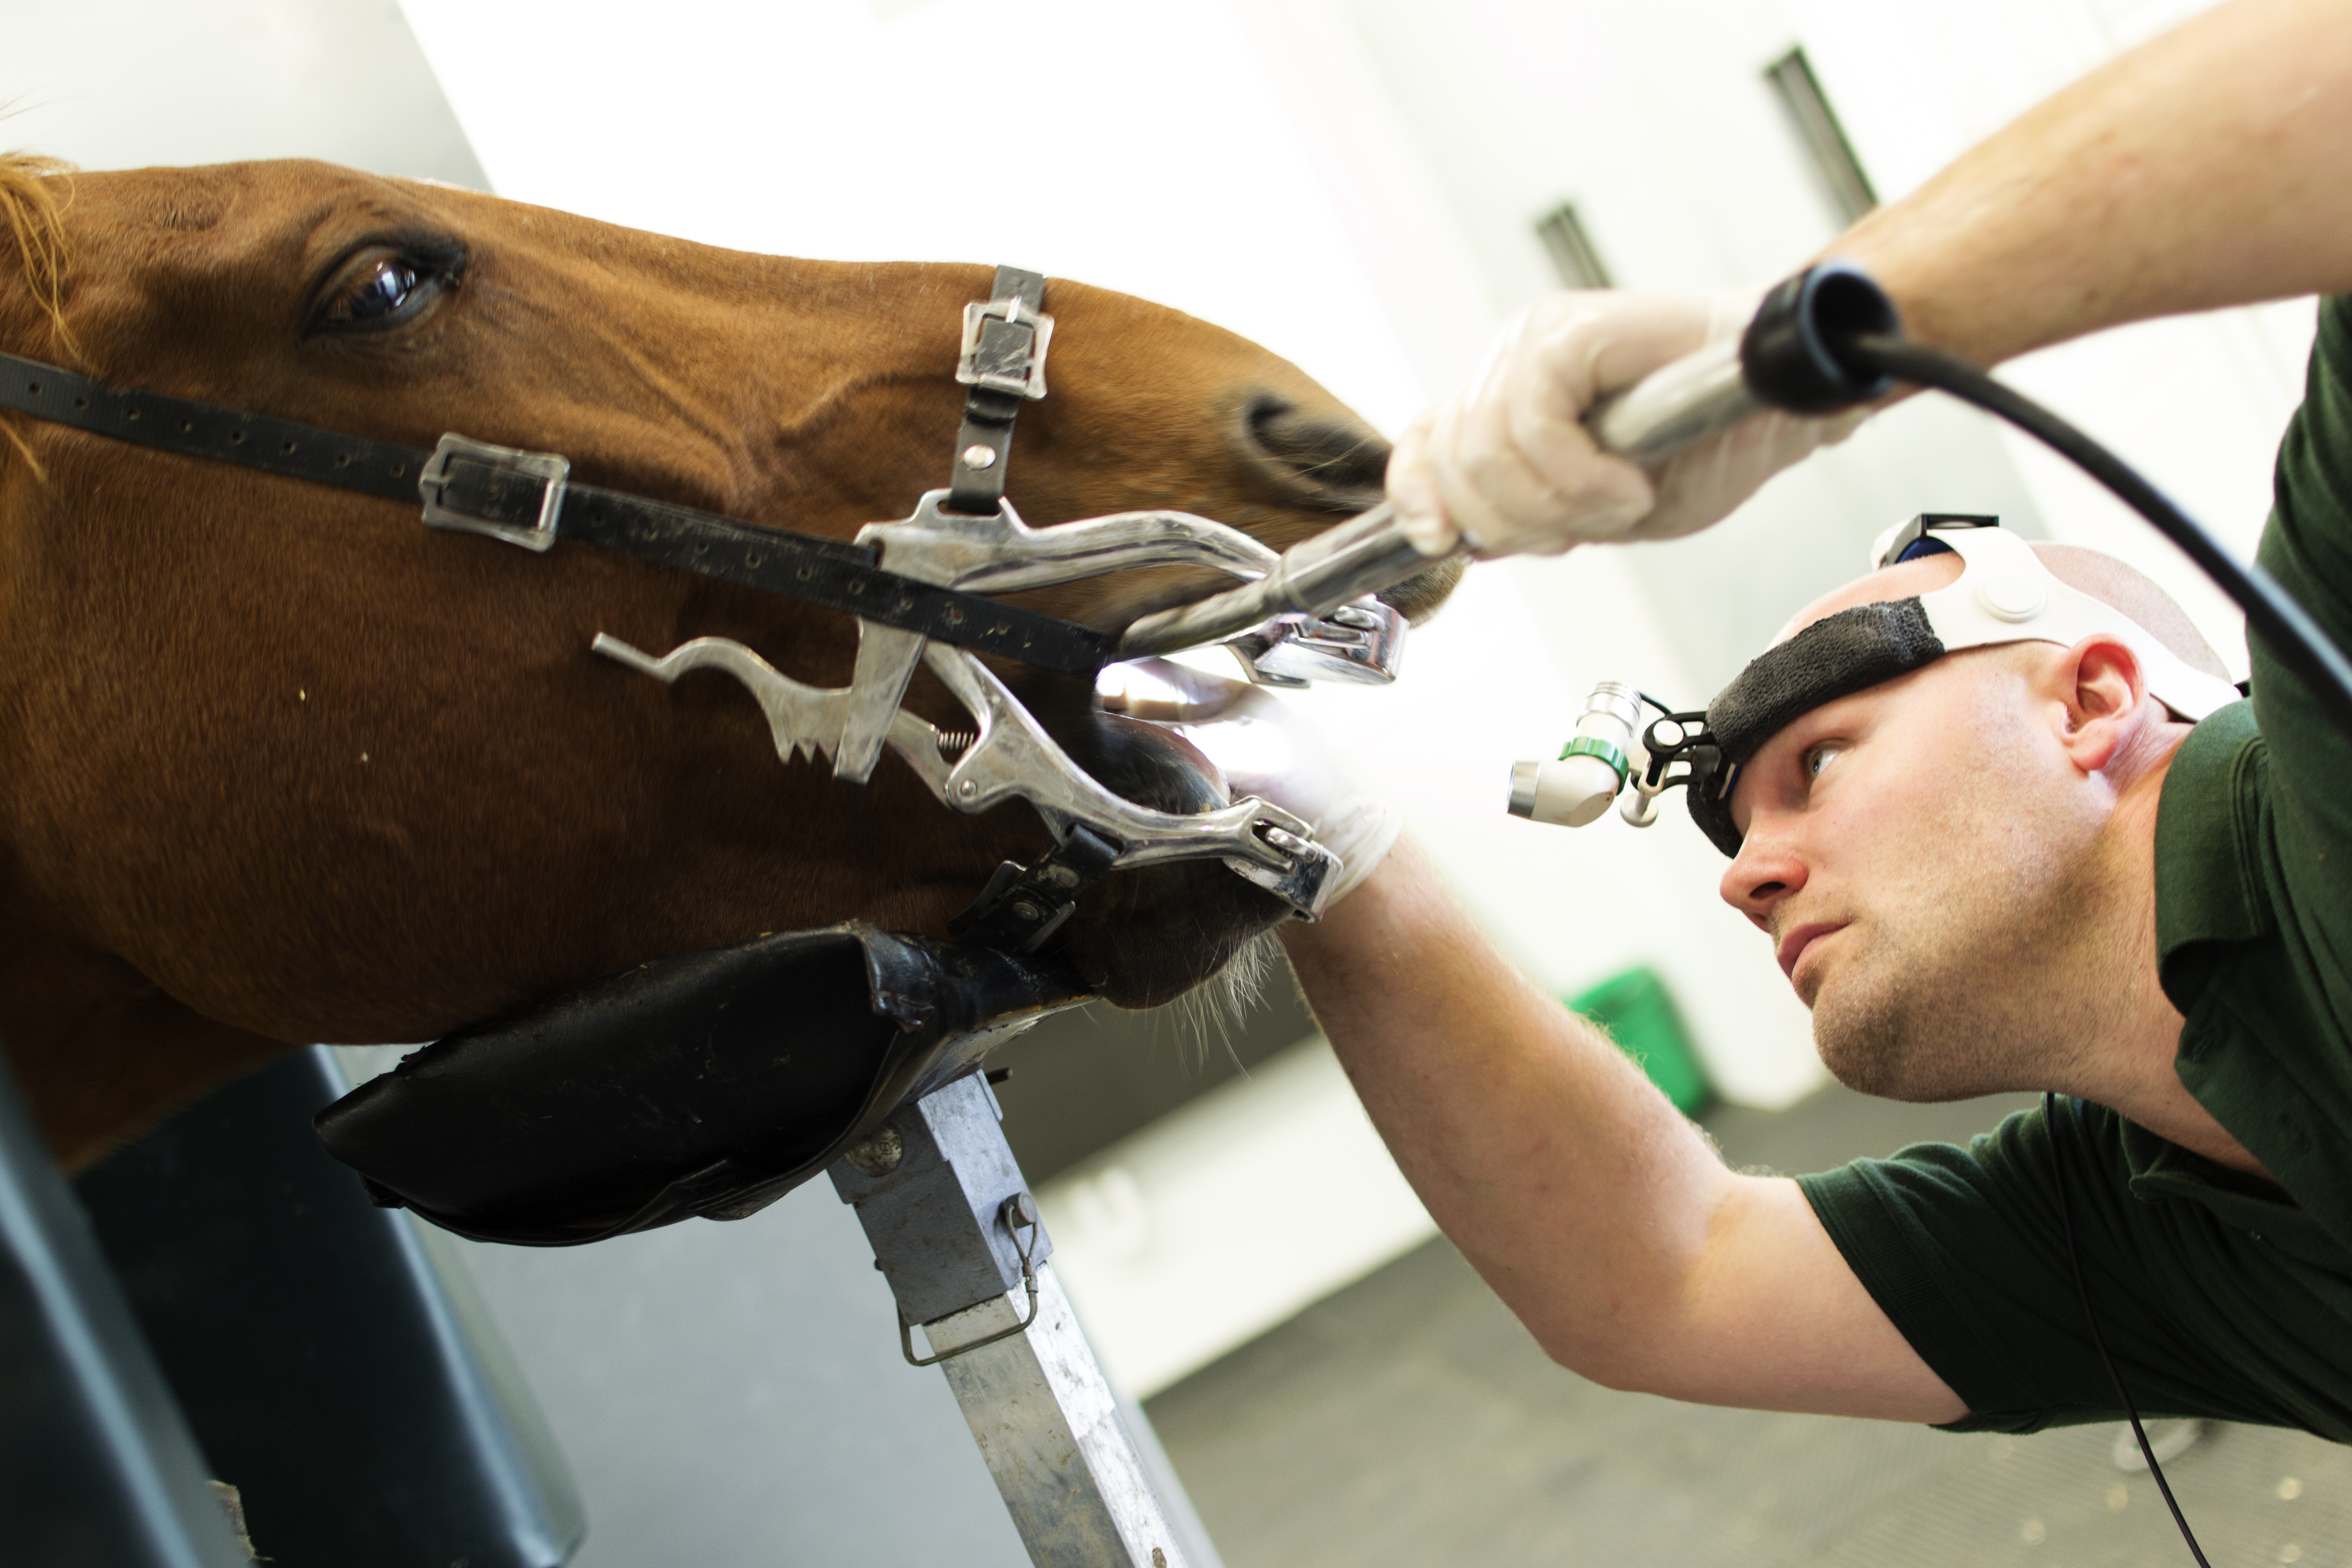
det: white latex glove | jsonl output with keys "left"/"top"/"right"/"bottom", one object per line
{"left": 1386, "top": 289, "right": 1867, "bottom": 559}
{"left": 1100, "top": 661, "right": 1402, "bottom": 910}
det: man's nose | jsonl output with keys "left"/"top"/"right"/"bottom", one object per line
{"left": 1719, "top": 822, "right": 1807, "bottom": 928}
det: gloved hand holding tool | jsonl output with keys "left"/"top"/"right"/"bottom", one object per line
{"left": 1384, "top": 289, "right": 1866, "bottom": 559}
{"left": 1114, "top": 263, "right": 1905, "bottom": 665}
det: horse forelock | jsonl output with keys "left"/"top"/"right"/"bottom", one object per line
{"left": 0, "top": 152, "right": 75, "bottom": 353}
{"left": 0, "top": 151, "right": 76, "bottom": 476}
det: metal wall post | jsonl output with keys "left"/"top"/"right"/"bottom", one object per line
{"left": 830, "top": 1074, "right": 1211, "bottom": 1568}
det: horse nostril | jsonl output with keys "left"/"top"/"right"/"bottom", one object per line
{"left": 1238, "top": 393, "right": 1389, "bottom": 507}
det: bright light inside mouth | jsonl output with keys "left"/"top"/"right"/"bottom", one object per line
{"left": 1095, "top": 662, "right": 1185, "bottom": 712}
{"left": 1094, "top": 661, "right": 1295, "bottom": 786}
{"left": 1177, "top": 714, "right": 1294, "bottom": 782}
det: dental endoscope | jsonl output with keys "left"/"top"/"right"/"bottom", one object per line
{"left": 1129, "top": 262, "right": 2352, "bottom": 757}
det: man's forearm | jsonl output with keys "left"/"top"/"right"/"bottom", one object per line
{"left": 1835, "top": 0, "right": 2352, "bottom": 363}
{"left": 1287, "top": 840, "right": 1967, "bottom": 1418}
{"left": 1282, "top": 836, "right": 1730, "bottom": 1378}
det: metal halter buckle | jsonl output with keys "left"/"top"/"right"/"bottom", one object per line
{"left": 957, "top": 296, "right": 1054, "bottom": 401}
{"left": 418, "top": 433, "right": 571, "bottom": 552}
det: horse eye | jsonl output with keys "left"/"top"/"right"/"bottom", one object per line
{"left": 315, "top": 249, "right": 453, "bottom": 333}
{"left": 338, "top": 257, "right": 419, "bottom": 322}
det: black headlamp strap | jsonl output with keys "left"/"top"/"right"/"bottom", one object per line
{"left": 0, "top": 345, "right": 1110, "bottom": 679}
{"left": 1683, "top": 598, "right": 1948, "bottom": 857}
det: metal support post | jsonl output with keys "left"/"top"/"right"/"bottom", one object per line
{"left": 0, "top": 1049, "right": 254, "bottom": 1567}
{"left": 830, "top": 1073, "right": 1211, "bottom": 1568}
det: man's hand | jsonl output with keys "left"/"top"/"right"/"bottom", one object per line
{"left": 1385, "top": 289, "right": 1863, "bottom": 559}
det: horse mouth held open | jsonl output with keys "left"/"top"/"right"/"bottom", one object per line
{"left": 0, "top": 154, "right": 1460, "bottom": 1171}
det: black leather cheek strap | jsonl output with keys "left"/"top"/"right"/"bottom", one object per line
{"left": 557, "top": 482, "right": 1104, "bottom": 673}
{"left": 0, "top": 353, "right": 428, "bottom": 502}
{"left": 0, "top": 348, "right": 1112, "bottom": 679}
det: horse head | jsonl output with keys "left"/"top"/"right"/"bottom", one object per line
{"left": 0, "top": 155, "right": 1459, "bottom": 1164}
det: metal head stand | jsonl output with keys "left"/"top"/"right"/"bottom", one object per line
{"left": 0, "top": 1050, "right": 253, "bottom": 1567}
{"left": 830, "top": 1073, "right": 1215, "bottom": 1568}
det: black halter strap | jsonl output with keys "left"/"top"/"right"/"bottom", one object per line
{"left": 945, "top": 266, "right": 1050, "bottom": 516}
{"left": 0, "top": 280, "right": 1109, "bottom": 679}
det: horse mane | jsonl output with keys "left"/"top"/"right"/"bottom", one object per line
{"left": 0, "top": 151, "right": 75, "bottom": 475}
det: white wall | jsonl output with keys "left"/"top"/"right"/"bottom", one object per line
{"left": 1794, "top": 0, "right": 2314, "bottom": 669}
{"left": 397, "top": 0, "right": 1430, "bottom": 436}
{"left": 1242, "top": 0, "right": 2311, "bottom": 1105}
{"left": 0, "top": 0, "right": 486, "bottom": 189}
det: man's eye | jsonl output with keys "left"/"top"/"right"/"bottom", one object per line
{"left": 1804, "top": 742, "right": 1844, "bottom": 779}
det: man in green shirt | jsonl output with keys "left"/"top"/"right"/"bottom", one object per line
{"left": 1190, "top": 0, "right": 2352, "bottom": 1435}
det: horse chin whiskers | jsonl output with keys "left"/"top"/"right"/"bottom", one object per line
{"left": 1158, "top": 925, "right": 1279, "bottom": 1074}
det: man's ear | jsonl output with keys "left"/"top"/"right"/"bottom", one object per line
{"left": 2052, "top": 635, "right": 2148, "bottom": 772}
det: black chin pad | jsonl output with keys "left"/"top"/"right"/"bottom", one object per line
{"left": 314, "top": 925, "right": 1086, "bottom": 1247}
{"left": 1688, "top": 598, "right": 1945, "bottom": 857}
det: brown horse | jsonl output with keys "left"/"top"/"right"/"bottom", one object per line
{"left": 0, "top": 155, "right": 1457, "bottom": 1171}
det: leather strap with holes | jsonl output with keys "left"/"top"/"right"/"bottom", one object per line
{"left": 0, "top": 348, "right": 1111, "bottom": 678}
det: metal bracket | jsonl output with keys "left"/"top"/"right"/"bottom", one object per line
{"left": 832, "top": 1076, "right": 1206, "bottom": 1565}
{"left": 417, "top": 433, "right": 570, "bottom": 552}
{"left": 1222, "top": 598, "right": 1406, "bottom": 687}
{"left": 836, "top": 489, "right": 1283, "bottom": 786}
{"left": 900, "top": 1193, "right": 1044, "bottom": 1367}
{"left": 949, "top": 825, "right": 1122, "bottom": 954}
{"left": 858, "top": 491, "right": 1280, "bottom": 596}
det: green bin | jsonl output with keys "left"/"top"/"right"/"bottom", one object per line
{"left": 1568, "top": 966, "right": 1712, "bottom": 1115}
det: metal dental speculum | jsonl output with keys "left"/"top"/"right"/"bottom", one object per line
{"left": 591, "top": 631, "right": 1338, "bottom": 942}
{"left": 591, "top": 266, "right": 1399, "bottom": 950}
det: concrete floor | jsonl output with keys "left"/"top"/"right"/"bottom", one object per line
{"left": 1146, "top": 1086, "right": 2352, "bottom": 1567}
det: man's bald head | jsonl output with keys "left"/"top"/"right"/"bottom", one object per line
{"left": 1780, "top": 540, "right": 2230, "bottom": 681}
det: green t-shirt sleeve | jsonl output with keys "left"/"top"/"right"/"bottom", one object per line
{"left": 2257, "top": 295, "right": 2352, "bottom": 987}
{"left": 1799, "top": 1102, "right": 2352, "bottom": 1437}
